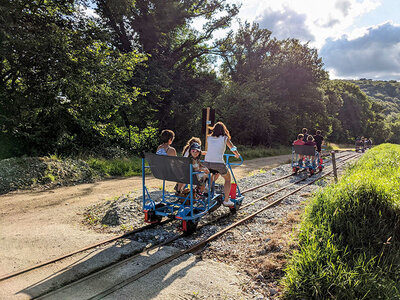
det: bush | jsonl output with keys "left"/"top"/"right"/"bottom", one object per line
{"left": 282, "top": 144, "right": 400, "bottom": 299}
{"left": 239, "top": 144, "right": 291, "bottom": 160}
{"left": 87, "top": 157, "right": 144, "bottom": 177}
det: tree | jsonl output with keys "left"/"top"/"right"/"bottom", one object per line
{"left": 0, "top": 0, "right": 146, "bottom": 156}
{"left": 216, "top": 22, "right": 329, "bottom": 145}
{"left": 327, "top": 80, "right": 387, "bottom": 143}
{"left": 93, "top": 0, "right": 239, "bottom": 140}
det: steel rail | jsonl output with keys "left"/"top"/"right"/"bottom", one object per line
{"left": 0, "top": 220, "right": 172, "bottom": 282}
{"left": 35, "top": 152, "right": 359, "bottom": 299}
{"left": 84, "top": 153, "right": 360, "bottom": 300}
{"left": 1, "top": 151, "right": 354, "bottom": 282}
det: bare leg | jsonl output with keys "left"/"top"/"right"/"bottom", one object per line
{"left": 177, "top": 182, "right": 185, "bottom": 192}
{"left": 209, "top": 173, "right": 220, "bottom": 192}
{"left": 221, "top": 172, "right": 231, "bottom": 202}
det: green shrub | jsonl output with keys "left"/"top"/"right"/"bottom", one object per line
{"left": 283, "top": 144, "right": 400, "bottom": 299}
{"left": 238, "top": 145, "right": 291, "bottom": 160}
{"left": 87, "top": 157, "right": 144, "bottom": 177}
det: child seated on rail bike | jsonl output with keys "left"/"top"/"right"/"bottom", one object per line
{"left": 304, "top": 135, "right": 317, "bottom": 168}
{"left": 188, "top": 142, "right": 209, "bottom": 198}
{"left": 175, "top": 137, "right": 205, "bottom": 194}
{"left": 182, "top": 137, "right": 207, "bottom": 157}
{"left": 293, "top": 134, "right": 305, "bottom": 166}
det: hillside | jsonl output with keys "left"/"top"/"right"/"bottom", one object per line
{"left": 348, "top": 79, "right": 400, "bottom": 116}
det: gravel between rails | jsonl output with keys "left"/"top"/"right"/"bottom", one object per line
{"left": 81, "top": 151, "right": 357, "bottom": 299}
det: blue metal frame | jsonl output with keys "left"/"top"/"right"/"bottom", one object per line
{"left": 224, "top": 154, "right": 244, "bottom": 208}
{"left": 142, "top": 154, "right": 244, "bottom": 222}
{"left": 142, "top": 159, "right": 218, "bottom": 222}
{"left": 291, "top": 147, "right": 324, "bottom": 174}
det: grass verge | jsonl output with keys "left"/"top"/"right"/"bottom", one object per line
{"left": 282, "top": 144, "right": 400, "bottom": 299}
{"left": 86, "top": 145, "right": 291, "bottom": 177}
{"left": 86, "top": 157, "right": 145, "bottom": 177}
{"left": 237, "top": 145, "right": 291, "bottom": 160}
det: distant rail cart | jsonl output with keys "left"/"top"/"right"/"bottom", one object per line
{"left": 355, "top": 139, "right": 365, "bottom": 152}
{"left": 142, "top": 153, "right": 244, "bottom": 234}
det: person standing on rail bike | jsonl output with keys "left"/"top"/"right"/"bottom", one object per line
{"left": 302, "top": 128, "right": 309, "bottom": 142}
{"left": 313, "top": 130, "right": 324, "bottom": 166}
{"left": 313, "top": 130, "right": 324, "bottom": 153}
{"left": 156, "top": 129, "right": 177, "bottom": 156}
{"left": 203, "top": 122, "right": 240, "bottom": 207}
{"left": 366, "top": 138, "right": 373, "bottom": 149}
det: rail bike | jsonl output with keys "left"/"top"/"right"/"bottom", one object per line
{"left": 355, "top": 140, "right": 365, "bottom": 153}
{"left": 142, "top": 153, "right": 244, "bottom": 234}
{"left": 291, "top": 145, "right": 324, "bottom": 175}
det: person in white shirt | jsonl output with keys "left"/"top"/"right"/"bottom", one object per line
{"left": 203, "top": 122, "right": 240, "bottom": 207}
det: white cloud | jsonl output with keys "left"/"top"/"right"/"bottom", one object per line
{"left": 229, "top": 0, "right": 382, "bottom": 48}
{"left": 335, "top": 0, "right": 352, "bottom": 17}
{"left": 320, "top": 22, "right": 400, "bottom": 80}
{"left": 255, "top": 7, "right": 315, "bottom": 42}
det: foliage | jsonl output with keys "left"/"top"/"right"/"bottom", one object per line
{"left": 327, "top": 80, "right": 389, "bottom": 144}
{"left": 215, "top": 22, "right": 329, "bottom": 146}
{"left": 0, "top": 0, "right": 147, "bottom": 157}
{"left": 349, "top": 79, "right": 400, "bottom": 144}
{"left": 87, "top": 156, "right": 146, "bottom": 177}
{"left": 94, "top": 0, "right": 237, "bottom": 144}
{"left": 349, "top": 79, "right": 400, "bottom": 116}
{"left": 282, "top": 144, "right": 400, "bottom": 299}
{"left": 1, "top": 1, "right": 398, "bottom": 159}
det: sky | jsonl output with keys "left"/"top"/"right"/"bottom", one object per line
{"left": 222, "top": 0, "right": 400, "bottom": 81}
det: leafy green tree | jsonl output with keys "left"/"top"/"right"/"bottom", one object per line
{"left": 93, "top": 0, "right": 239, "bottom": 144}
{"left": 327, "top": 80, "right": 387, "bottom": 143}
{"left": 0, "top": 0, "right": 146, "bottom": 157}
{"left": 216, "top": 22, "right": 329, "bottom": 145}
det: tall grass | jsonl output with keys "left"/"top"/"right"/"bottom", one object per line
{"left": 238, "top": 145, "right": 291, "bottom": 160}
{"left": 87, "top": 157, "right": 144, "bottom": 177}
{"left": 282, "top": 144, "right": 400, "bottom": 299}
{"left": 85, "top": 145, "right": 291, "bottom": 177}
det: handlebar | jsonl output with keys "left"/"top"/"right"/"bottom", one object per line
{"left": 224, "top": 154, "right": 243, "bottom": 166}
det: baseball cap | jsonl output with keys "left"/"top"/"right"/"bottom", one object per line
{"left": 190, "top": 143, "right": 201, "bottom": 151}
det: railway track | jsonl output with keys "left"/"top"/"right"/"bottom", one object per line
{"left": 27, "top": 151, "right": 359, "bottom": 299}
{"left": 0, "top": 151, "right": 350, "bottom": 284}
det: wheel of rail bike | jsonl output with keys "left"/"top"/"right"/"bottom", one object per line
{"left": 144, "top": 210, "right": 162, "bottom": 224}
{"left": 292, "top": 167, "right": 298, "bottom": 174}
{"left": 229, "top": 203, "right": 240, "bottom": 214}
{"left": 181, "top": 220, "right": 198, "bottom": 235}
{"left": 208, "top": 194, "right": 223, "bottom": 213}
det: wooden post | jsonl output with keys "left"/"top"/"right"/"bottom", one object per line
{"left": 331, "top": 151, "right": 338, "bottom": 183}
{"left": 205, "top": 107, "right": 210, "bottom": 151}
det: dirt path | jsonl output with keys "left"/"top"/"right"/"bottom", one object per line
{"left": 0, "top": 154, "right": 291, "bottom": 276}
